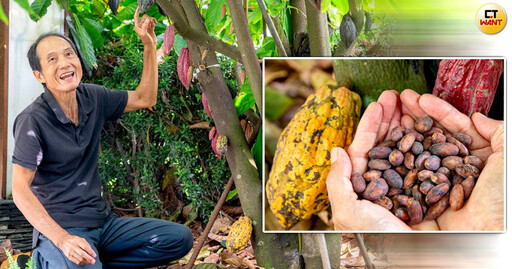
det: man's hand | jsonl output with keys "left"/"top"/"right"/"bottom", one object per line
{"left": 134, "top": 7, "right": 157, "bottom": 48}
{"left": 400, "top": 90, "right": 504, "bottom": 230}
{"left": 56, "top": 233, "right": 97, "bottom": 265}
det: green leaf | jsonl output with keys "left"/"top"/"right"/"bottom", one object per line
{"left": 205, "top": 0, "right": 224, "bottom": 31}
{"left": 0, "top": 2, "right": 8, "bottom": 25}
{"left": 30, "top": 0, "right": 52, "bottom": 22}
{"left": 225, "top": 189, "right": 238, "bottom": 201}
{"left": 265, "top": 87, "right": 293, "bottom": 121}
{"left": 81, "top": 17, "right": 104, "bottom": 48}
{"left": 265, "top": 0, "right": 286, "bottom": 17}
{"left": 321, "top": 0, "right": 331, "bottom": 13}
{"left": 173, "top": 34, "right": 187, "bottom": 54}
{"left": 14, "top": 0, "right": 40, "bottom": 21}
{"left": 233, "top": 83, "right": 255, "bottom": 115}
{"left": 331, "top": 0, "right": 349, "bottom": 14}
{"left": 116, "top": 1, "right": 137, "bottom": 21}
{"left": 68, "top": 14, "right": 97, "bottom": 71}
{"left": 91, "top": 0, "right": 107, "bottom": 17}
{"left": 251, "top": 129, "right": 262, "bottom": 176}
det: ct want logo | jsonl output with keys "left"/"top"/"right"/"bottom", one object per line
{"left": 476, "top": 3, "right": 507, "bottom": 34}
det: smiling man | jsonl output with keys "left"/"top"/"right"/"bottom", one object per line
{"left": 11, "top": 9, "right": 192, "bottom": 268}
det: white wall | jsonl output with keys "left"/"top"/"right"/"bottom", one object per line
{"left": 6, "top": 1, "right": 64, "bottom": 197}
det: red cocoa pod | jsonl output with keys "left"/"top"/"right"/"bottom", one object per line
{"left": 461, "top": 176, "right": 475, "bottom": 199}
{"left": 417, "top": 170, "right": 434, "bottom": 182}
{"left": 424, "top": 155, "right": 441, "bottom": 171}
{"left": 411, "top": 142, "right": 424, "bottom": 155}
{"left": 202, "top": 92, "right": 213, "bottom": 118}
{"left": 403, "top": 168, "right": 419, "bottom": 189}
{"left": 422, "top": 137, "right": 433, "bottom": 151}
{"left": 363, "top": 178, "right": 389, "bottom": 201}
{"left": 442, "top": 156, "right": 463, "bottom": 170}
{"left": 419, "top": 180, "right": 435, "bottom": 195}
{"left": 351, "top": 173, "right": 366, "bottom": 193}
{"left": 390, "top": 126, "right": 405, "bottom": 142}
{"left": 387, "top": 187, "right": 403, "bottom": 196}
{"left": 447, "top": 136, "right": 469, "bottom": 157}
{"left": 452, "top": 174, "right": 465, "bottom": 185}
{"left": 374, "top": 196, "right": 393, "bottom": 210}
{"left": 395, "top": 165, "right": 409, "bottom": 177}
{"left": 452, "top": 133, "right": 472, "bottom": 147}
{"left": 389, "top": 149, "right": 404, "bottom": 166}
{"left": 415, "top": 116, "right": 434, "bottom": 133}
{"left": 407, "top": 198, "right": 423, "bottom": 224}
{"left": 221, "top": 3, "right": 226, "bottom": 18}
{"left": 425, "top": 183, "right": 450, "bottom": 205}
{"left": 383, "top": 169, "right": 403, "bottom": 188}
{"left": 431, "top": 172, "right": 450, "bottom": 185}
{"left": 404, "top": 152, "right": 415, "bottom": 170}
{"left": 450, "top": 184, "right": 465, "bottom": 211}
{"left": 363, "top": 170, "right": 382, "bottom": 182}
{"left": 436, "top": 167, "right": 451, "bottom": 178}
{"left": 378, "top": 140, "right": 396, "bottom": 148}
{"left": 424, "top": 195, "right": 450, "bottom": 221}
{"left": 395, "top": 195, "right": 410, "bottom": 207}
{"left": 464, "top": 155, "right": 484, "bottom": 170}
{"left": 431, "top": 132, "right": 447, "bottom": 144}
{"left": 430, "top": 143, "right": 459, "bottom": 157}
{"left": 455, "top": 164, "right": 480, "bottom": 178}
{"left": 209, "top": 126, "right": 217, "bottom": 140}
{"left": 412, "top": 185, "right": 422, "bottom": 202}
{"left": 398, "top": 133, "right": 416, "bottom": 153}
{"left": 415, "top": 151, "right": 431, "bottom": 170}
{"left": 425, "top": 126, "right": 444, "bottom": 136}
{"left": 369, "top": 146, "right": 392, "bottom": 159}
{"left": 368, "top": 159, "right": 392, "bottom": 170}
{"left": 163, "top": 24, "right": 175, "bottom": 56}
{"left": 395, "top": 208, "right": 410, "bottom": 222}
{"left": 177, "top": 48, "right": 192, "bottom": 90}
{"left": 211, "top": 131, "right": 220, "bottom": 158}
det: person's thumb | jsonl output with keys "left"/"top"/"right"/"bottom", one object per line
{"left": 326, "top": 147, "right": 356, "bottom": 207}
{"left": 471, "top": 112, "right": 504, "bottom": 152}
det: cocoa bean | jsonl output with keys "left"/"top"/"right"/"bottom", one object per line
{"left": 395, "top": 208, "right": 410, "bottom": 222}
{"left": 395, "top": 165, "right": 410, "bottom": 177}
{"left": 424, "top": 155, "right": 441, "bottom": 171}
{"left": 368, "top": 159, "right": 392, "bottom": 170}
{"left": 369, "top": 146, "right": 393, "bottom": 159}
{"left": 442, "top": 156, "right": 463, "bottom": 170}
{"left": 450, "top": 184, "right": 465, "bottom": 211}
{"left": 452, "top": 174, "right": 465, "bottom": 185}
{"left": 417, "top": 170, "right": 434, "bottom": 182}
{"left": 415, "top": 116, "right": 434, "bottom": 133}
{"left": 404, "top": 152, "right": 415, "bottom": 170}
{"left": 455, "top": 164, "right": 480, "bottom": 178}
{"left": 389, "top": 149, "right": 405, "bottom": 166}
{"left": 429, "top": 143, "right": 459, "bottom": 157}
{"left": 411, "top": 142, "right": 424, "bottom": 155}
{"left": 431, "top": 132, "right": 447, "bottom": 144}
{"left": 404, "top": 187, "right": 413, "bottom": 196}
{"left": 431, "top": 172, "right": 450, "bottom": 185}
{"left": 452, "top": 133, "right": 472, "bottom": 147}
{"left": 351, "top": 173, "right": 366, "bottom": 193}
{"left": 387, "top": 187, "right": 403, "bottom": 196}
{"left": 447, "top": 136, "right": 469, "bottom": 157}
{"left": 461, "top": 176, "right": 475, "bottom": 199}
{"left": 425, "top": 183, "right": 450, "bottom": 205}
{"left": 407, "top": 198, "right": 423, "bottom": 224}
{"left": 363, "top": 178, "right": 389, "bottom": 201}
{"left": 419, "top": 180, "right": 435, "bottom": 195}
{"left": 403, "top": 168, "right": 419, "bottom": 189}
{"left": 424, "top": 195, "right": 450, "bottom": 221}
{"left": 363, "top": 170, "right": 382, "bottom": 182}
{"left": 378, "top": 140, "right": 396, "bottom": 148}
{"left": 425, "top": 126, "right": 444, "bottom": 136}
{"left": 422, "top": 137, "right": 433, "bottom": 151}
{"left": 398, "top": 133, "right": 416, "bottom": 153}
{"left": 390, "top": 126, "right": 405, "bottom": 142}
{"left": 412, "top": 185, "right": 422, "bottom": 202}
{"left": 436, "top": 167, "right": 451, "bottom": 178}
{"left": 395, "top": 195, "right": 410, "bottom": 207}
{"left": 464, "top": 156, "right": 483, "bottom": 170}
{"left": 383, "top": 169, "right": 403, "bottom": 189}
{"left": 374, "top": 196, "right": 393, "bottom": 210}
{"left": 415, "top": 151, "right": 431, "bottom": 170}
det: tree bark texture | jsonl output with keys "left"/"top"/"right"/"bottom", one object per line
{"left": 302, "top": 234, "right": 341, "bottom": 268}
{"left": 305, "top": 0, "right": 331, "bottom": 56}
{"left": 290, "top": 0, "right": 307, "bottom": 34}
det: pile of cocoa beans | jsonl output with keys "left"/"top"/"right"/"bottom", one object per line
{"left": 350, "top": 116, "right": 483, "bottom": 224}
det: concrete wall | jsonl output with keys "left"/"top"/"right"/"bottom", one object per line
{"left": 6, "top": 0, "right": 64, "bottom": 197}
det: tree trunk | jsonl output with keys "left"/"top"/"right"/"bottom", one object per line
{"left": 302, "top": 234, "right": 341, "bottom": 268}
{"left": 290, "top": 0, "right": 307, "bottom": 34}
{"left": 333, "top": 59, "right": 429, "bottom": 107}
{"left": 305, "top": 0, "right": 330, "bottom": 56}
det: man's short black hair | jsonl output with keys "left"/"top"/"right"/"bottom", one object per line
{"left": 27, "top": 33, "right": 78, "bottom": 72}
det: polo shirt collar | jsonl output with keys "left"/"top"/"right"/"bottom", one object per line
{"left": 42, "top": 84, "right": 94, "bottom": 125}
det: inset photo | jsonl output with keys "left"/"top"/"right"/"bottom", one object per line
{"left": 263, "top": 58, "right": 504, "bottom": 232}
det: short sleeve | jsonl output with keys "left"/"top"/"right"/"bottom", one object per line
{"left": 92, "top": 85, "right": 128, "bottom": 122}
{"left": 12, "top": 114, "right": 43, "bottom": 170}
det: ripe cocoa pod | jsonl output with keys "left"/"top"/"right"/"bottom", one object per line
{"left": 395, "top": 208, "right": 410, "bottom": 222}
{"left": 429, "top": 143, "right": 459, "bottom": 157}
{"left": 177, "top": 48, "right": 192, "bottom": 90}
{"left": 415, "top": 151, "right": 431, "bottom": 170}
{"left": 407, "top": 198, "right": 423, "bottom": 224}
{"left": 351, "top": 173, "right": 366, "bottom": 193}
{"left": 387, "top": 187, "right": 403, "bottom": 196}
{"left": 452, "top": 133, "right": 472, "bottom": 147}
{"left": 374, "top": 196, "right": 393, "bottom": 210}
{"left": 461, "top": 176, "right": 475, "bottom": 199}
{"left": 378, "top": 140, "right": 396, "bottom": 148}
{"left": 389, "top": 149, "right": 404, "bottom": 166}
{"left": 425, "top": 183, "right": 449, "bottom": 205}
{"left": 436, "top": 167, "right": 451, "bottom": 178}
{"left": 424, "top": 195, "right": 450, "bottom": 221}
{"left": 422, "top": 137, "right": 433, "bottom": 151}
{"left": 442, "top": 156, "right": 463, "bottom": 170}
{"left": 411, "top": 142, "right": 424, "bottom": 155}
{"left": 398, "top": 133, "right": 416, "bottom": 153}
{"left": 431, "top": 172, "right": 450, "bottom": 185}
{"left": 363, "top": 178, "right": 389, "bottom": 201}
{"left": 368, "top": 159, "right": 392, "bottom": 170}
{"left": 424, "top": 155, "right": 441, "bottom": 171}
{"left": 363, "top": 170, "right": 382, "bottom": 182}
{"left": 417, "top": 170, "right": 434, "bottom": 182}
{"left": 450, "top": 184, "right": 465, "bottom": 211}
{"left": 414, "top": 116, "right": 434, "bottom": 133}
{"left": 464, "top": 156, "right": 483, "bottom": 170}
{"left": 447, "top": 136, "right": 469, "bottom": 157}
{"left": 383, "top": 169, "right": 403, "bottom": 189}
{"left": 419, "top": 180, "right": 435, "bottom": 195}
{"left": 455, "top": 164, "right": 480, "bottom": 178}
{"left": 369, "top": 146, "right": 392, "bottom": 159}
{"left": 395, "top": 165, "right": 409, "bottom": 177}
{"left": 163, "top": 24, "right": 175, "bottom": 56}
{"left": 431, "top": 132, "right": 447, "bottom": 144}
{"left": 403, "top": 169, "right": 418, "bottom": 189}
{"left": 390, "top": 126, "right": 405, "bottom": 142}
{"left": 404, "top": 152, "right": 415, "bottom": 170}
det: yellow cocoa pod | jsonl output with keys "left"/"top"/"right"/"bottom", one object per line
{"left": 266, "top": 86, "right": 361, "bottom": 229}
{"left": 226, "top": 216, "right": 253, "bottom": 252}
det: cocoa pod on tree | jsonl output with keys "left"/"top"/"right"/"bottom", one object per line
{"left": 177, "top": 48, "right": 192, "bottom": 90}
{"left": 163, "top": 24, "right": 175, "bottom": 56}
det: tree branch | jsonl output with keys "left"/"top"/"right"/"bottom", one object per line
{"left": 255, "top": 0, "right": 288, "bottom": 57}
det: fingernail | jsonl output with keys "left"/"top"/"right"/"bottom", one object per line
{"left": 331, "top": 148, "right": 340, "bottom": 163}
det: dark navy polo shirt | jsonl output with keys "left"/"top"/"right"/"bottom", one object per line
{"left": 12, "top": 83, "right": 128, "bottom": 228}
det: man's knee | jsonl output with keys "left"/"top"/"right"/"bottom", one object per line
{"left": 156, "top": 223, "right": 193, "bottom": 258}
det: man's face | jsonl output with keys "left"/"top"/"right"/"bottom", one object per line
{"left": 33, "top": 36, "right": 83, "bottom": 93}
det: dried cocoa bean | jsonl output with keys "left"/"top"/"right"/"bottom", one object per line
{"left": 374, "top": 196, "right": 393, "bottom": 210}
{"left": 415, "top": 151, "right": 431, "bottom": 170}
{"left": 368, "top": 159, "right": 392, "bottom": 170}
{"left": 431, "top": 172, "right": 450, "bottom": 185}
{"left": 464, "top": 156, "right": 483, "bottom": 170}
{"left": 432, "top": 132, "right": 447, "bottom": 144}
{"left": 425, "top": 183, "right": 450, "bottom": 205}
{"left": 404, "top": 152, "right": 415, "bottom": 170}
{"left": 407, "top": 198, "right": 423, "bottom": 224}
{"left": 436, "top": 167, "right": 451, "bottom": 178}
{"left": 369, "top": 146, "right": 393, "bottom": 159}
{"left": 455, "top": 164, "right": 480, "bottom": 178}
{"left": 390, "top": 126, "right": 405, "bottom": 142}
{"left": 430, "top": 143, "right": 459, "bottom": 157}
{"left": 447, "top": 136, "right": 469, "bottom": 157}
{"left": 395, "top": 208, "right": 410, "bottom": 222}
{"left": 403, "top": 169, "right": 419, "bottom": 189}
{"left": 378, "top": 140, "right": 396, "bottom": 148}
{"left": 411, "top": 142, "right": 424, "bottom": 155}
{"left": 417, "top": 170, "right": 434, "bottom": 182}
{"left": 398, "top": 133, "right": 416, "bottom": 153}
{"left": 412, "top": 185, "right": 422, "bottom": 202}
{"left": 450, "top": 184, "right": 465, "bottom": 211}
{"left": 461, "top": 176, "right": 475, "bottom": 199}
{"left": 395, "top": 195, "right": 410, "bottom": 207}
{"left": 424, "top": 195, "right": 450, "bottom": 221}
{"left": 383, "top": 169, "right": 403, "bottom": 189}
{"left": 395, "top": 165, "right": 409, "bottom": 177}
{"left": 422, "top": 137, "right": 433, "bottom": 151}
{"left": 351, "top": 173, "right": 366, "bottom": 193}
{"left": 425, "top": 126, "right": 444, "bottom": 136}
{"left": 452, "top": 133, "right": 472, "bottom": 147}
{"left": 389, "top": 149, "right": 404, "bottom": 166}
{"left": 415, "top": 116, "right": 434, "bottom": 133}
{"left": 452, "top": 174, "right": 465, "bottom": 185}
{"left": 363, "top": 178, "right": 389, "bottom": 201}
{"left": 442, "top": 156, "right": 463, "bottom": 170}
{"left": 424, "top": 155, "right": 441, "bottom": 171}
{"left": 387, "top": 187, "right": 403, "bottom": 196}
{"left": 419, "top": 180, "right": 435, "bottom": 195}
{"left": 363, "top": 170, "right": 382, "bottom": 182}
